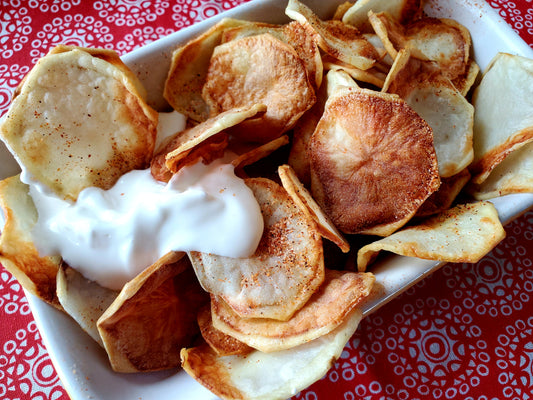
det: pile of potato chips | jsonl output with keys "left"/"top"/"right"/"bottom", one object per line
{"left": 1, "top": 0, "right": 532, "bottom": 399}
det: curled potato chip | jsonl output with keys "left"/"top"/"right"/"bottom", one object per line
{"left": 279, "top": 164, "right": 350, "bottom": 253}
{"left": 470, "top": 52, "right": 533, "bottom": 184}
{"left": 0, "top": 46, "right": 158, "bottom": 201}
{"left": 56, "top": 265, "right": 118, "bottom": 347}
{"left": 97, "top": 252, "right": 209, "bottom": 372}
{"left": 384, "top": 49, "right": 474, "bottom": 177}
{"left": 357, "top": 201, "right": 506, "bottom": 271}
{"left": 181, "top": 307, "right": 363, "bottom": 400}
{"left": 202, "top": 33, "right": 316, "bottom": 143}
{"left": 197, "top": 305, "right": 252, "bottom": 356}
{"left": 342, "top": 0, "right": 423, "bottom": 33}
{"left": 0, "top": 175, "right": 62, "bottom": 308}
{"left": 231, "top": 135, "right": 290, "bottom": 176}
{"left": 211, "top": 269, "right": 373, "bottom": 352}
{"left": 468, "top": 141, "right": 533, "bottom": 200}
{"left": 164, "top": 18, "right": 250, "bottom": 122}
{"left": 323, "top": 56, "right": 386, "bottom": 88}
{"left": 309, "top": 87, "right": 440, "bottom": 236}
{"left": 189, "top": 177, "right": 324, "bottom": 321}
{"left": 286, "top": 0, "right": 379, "bottom": 70}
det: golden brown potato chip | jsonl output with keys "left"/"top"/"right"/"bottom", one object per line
{"left": 197, "top": 305, "right": 252, "bottom": 356}
{"left": 211, "top": 270, "right": 373, "bottom": 352}
{"left": 357, "top": 201, "right": 506, "bottom": 271}
{"left": 202, "top": 33, "right": 316, "bottom": 143}
{"left": 286, "top": 0, "right": 379, "bottom": 70}
{"left": 309, "top": 87, "right": 440, "bottom": 236}
{"left": 56, "top": 265, "right": 118, "bottom": 347}
{"left": 383, "top": 49, "right": 474, "bottom": 177}
{"left": 452, "top": 58, "right": 480, "bottom": 96}
{"left": 189, "top": 177, "right": 324, "bottom": 321}
{"left": 342, "top": 0, "right": 423, "bottom": 33}
{"left": 231, "top": 135, "right": 290, "bottom": 176}
{"left": 468, "top": 141, "right": 533, "bottom": 200}
{"left": 279, "top": 164, "right": 350, "bottom": 253}
{"left": 97, "top": 252, "right": 209, "bottom": 372}
{"left": 164, "top": 18, "right": 250, "bottom": 122}
{"left": 0, "top": 46, "right": 158, "bottom": 201}
{"left": 0, "top": 175, "right": 61, "bottom": 308}
{"left": 333, "top": 1, "right": 354, "bottom": 21}
{"left": 470, "top": 52, "right": 533, "bottom": 184}
{"left": 181, "top": 307, "right": 363, "bottom": 400}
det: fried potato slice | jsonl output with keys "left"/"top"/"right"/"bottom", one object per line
{"left": 0, "top": 175, "right": 62, "bottom": 308}
{"left": 470, "top": 52, "right": 533, "bottom": 184}
{"left": 342, "top": 0, "right": 423, "bottom": 33}
{"left": 231, "top": 135, "right": 290, "bottom": 176}
{"left": 452, "top": 58, "right": 480, "bottom": 96}
{"left": 164, "top": 18, "right": 250, "bottom": 122}
{"left": 369, "top": 12, "right": 471, "bottom": 80}
{"left": 309, "top": 87, "right": 440, "bottom": 236}
{"left": 384, "top": 49, "right": 474, "bottom": 177}
{"left": 286, "top": 0, "right": 379, "bottom": 70}
{"left": 56, "top": 265, "right": 118, "bottom": 347}
{"left": 416, "top": 168, "right": 471, "bottom": 217}
{"left": 0, "top": 46, "right": 158, "bottom": 201}
{"left": 97, "top": 252, "right": 209, "bottom": 372}
{"left": 279, "top": 164, "right": 350, "bottom": 253}
{"left": 211, "top": 269, "right": 373, "bottom": 352}
{"left": 189, "top": 177, "right": 324, "bottom": 321}
{"left": 468, "top": 141, "right": 533, "bottom": 200}
{"left": 181, "top": 307, "right": 363, "bottom": 400}
{"left": 163, "top": 104, "right": 267, "bottom": 175}
{"left": 357, "top": 201, "right": 506, "bottom": 271}
{"left": 202, "top": 33, "right": 316, "bottom": 143}
{"left": 323, "top": 55, "right": 386, "bottom": 88}
{"left": 198, "top": 305, "right": 253, "bottom": 357}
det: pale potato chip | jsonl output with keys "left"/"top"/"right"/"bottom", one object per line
{"left": 470, "top": 52, "right": 533, "bottom": 184}
{"left": 189, "top": 177, "right": 324, "bottom": 321}
{"left": 56, "top": 265, "right": 118, "bottom": 347}
{"left": 0, "top": 175, "right": 62, "bottom": 308}
{"left": 279, "top": 164, "right": 350, "bottom": 253}
{"left": 0, "top": 46, "right": 158, "bottom": 201}
{"left": 285, "top": 0, "right": 379, "bottom": 70}
{"left": 416, "top": 168, "right": 471, "bottom": 217}
{"left": 309, "top": 87, "right": 440, "bottom": 236}
{"left": 197, "top": 305, "right": 252, "bottom": 356}
{"left": 202, "top": 33, "right": 316, "bottom": 143}
{"left": 384, "top": 49, "right": 474, "bottom": 177}
{"left": 357, "top": 201, "right": 506, "bottom": 271}
{"left": 342, "top": 0, "right": 423, "bottom": 33}
{"left": 97, "top": 252, "right": 209, "bottom": 372}
{"left": 324, "top": 67, "right": 359, "bottom": 96}
{"left": 323, "top": 56, "right": 386, "bottom": 88}
{"left": 468, "top": 141, "right": 533, "bottom": 200}
{"left": 211, "top": 269, "right": 373, "bottom": 352}
{"left": 164, "top": 18, "right": 250, "bottom": 122}
{"left": 181, "top": 307, "right": 363, "bottom": 400}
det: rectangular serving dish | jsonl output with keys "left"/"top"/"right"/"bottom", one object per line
{"left": 1, "top": 0, "right": 533, "bottom": 399}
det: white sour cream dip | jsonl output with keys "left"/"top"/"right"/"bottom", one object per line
{"left": 25, "top": 159, "right": 264, "bottom": 291}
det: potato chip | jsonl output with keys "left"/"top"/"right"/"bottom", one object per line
{"left": 357, "top": 201, "right": 506, "bottom": 271}
{"left": 323, "top": 56, "right": 386, "bottom": 88}
{"left": 468, "top": 141, "right": 533, "bottom": 200}
{"left": 163, "top": 104, "right": 267, "bottom": 175}
{"left": 333, "top": 1, "right": 354, "bottom": 21}
{"left": 164, "top": 18, "right": 250, "bottom": 122}
{"left": 0, "top": 175, "right": 62, "bottom": 308}
{"left": 470, "top": 52, "right": 533, "bottom": 184}
{"left": 231, "top": 135, "right": 290, "bottom": 176}
{"left": 279, "top": 164, "right": 350, "bottom": 253}
{"left": 97, "top": 252, "right": 209, "bottom": 372}
{"left": 342, "top": 0, "right": 423, "bottom": 33}
{"left": 452, "top": 58, "right": 480, "bottom": 96}
{"left": 383, "top": 49, "right": 474, "bottom": 177}
{"left": 56, "top": 265, "right": 118, "bottom": 347}
{"left": 309, "top": 87, "right": 440, "bottom": 236}
{"left": 189, "top": 177, "right": 324, "bottom": 321}
{"left": 0, "top": 46, "right": 158, "bottom": 201}
{"left": 285, "top": 0, "right": 379, "bottom": 70}
{"left": 202, "top": 33, "right": 316, "bottom": 143}
{"left": 181, "top": 307, "right": 363, "bottom": 400}
{"left": 211, "top": 269, "right": 373, "bottom": 352}
{"left": 197, "top": 305, "right": 252, "bottom": 356}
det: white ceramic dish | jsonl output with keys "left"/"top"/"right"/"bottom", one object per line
{"left": 1, "top": 0, "right": 533, "bottom": 399}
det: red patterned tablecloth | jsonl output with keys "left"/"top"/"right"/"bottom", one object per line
{"left": 1, "top": 1, "right": 532, "bottom": 399}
